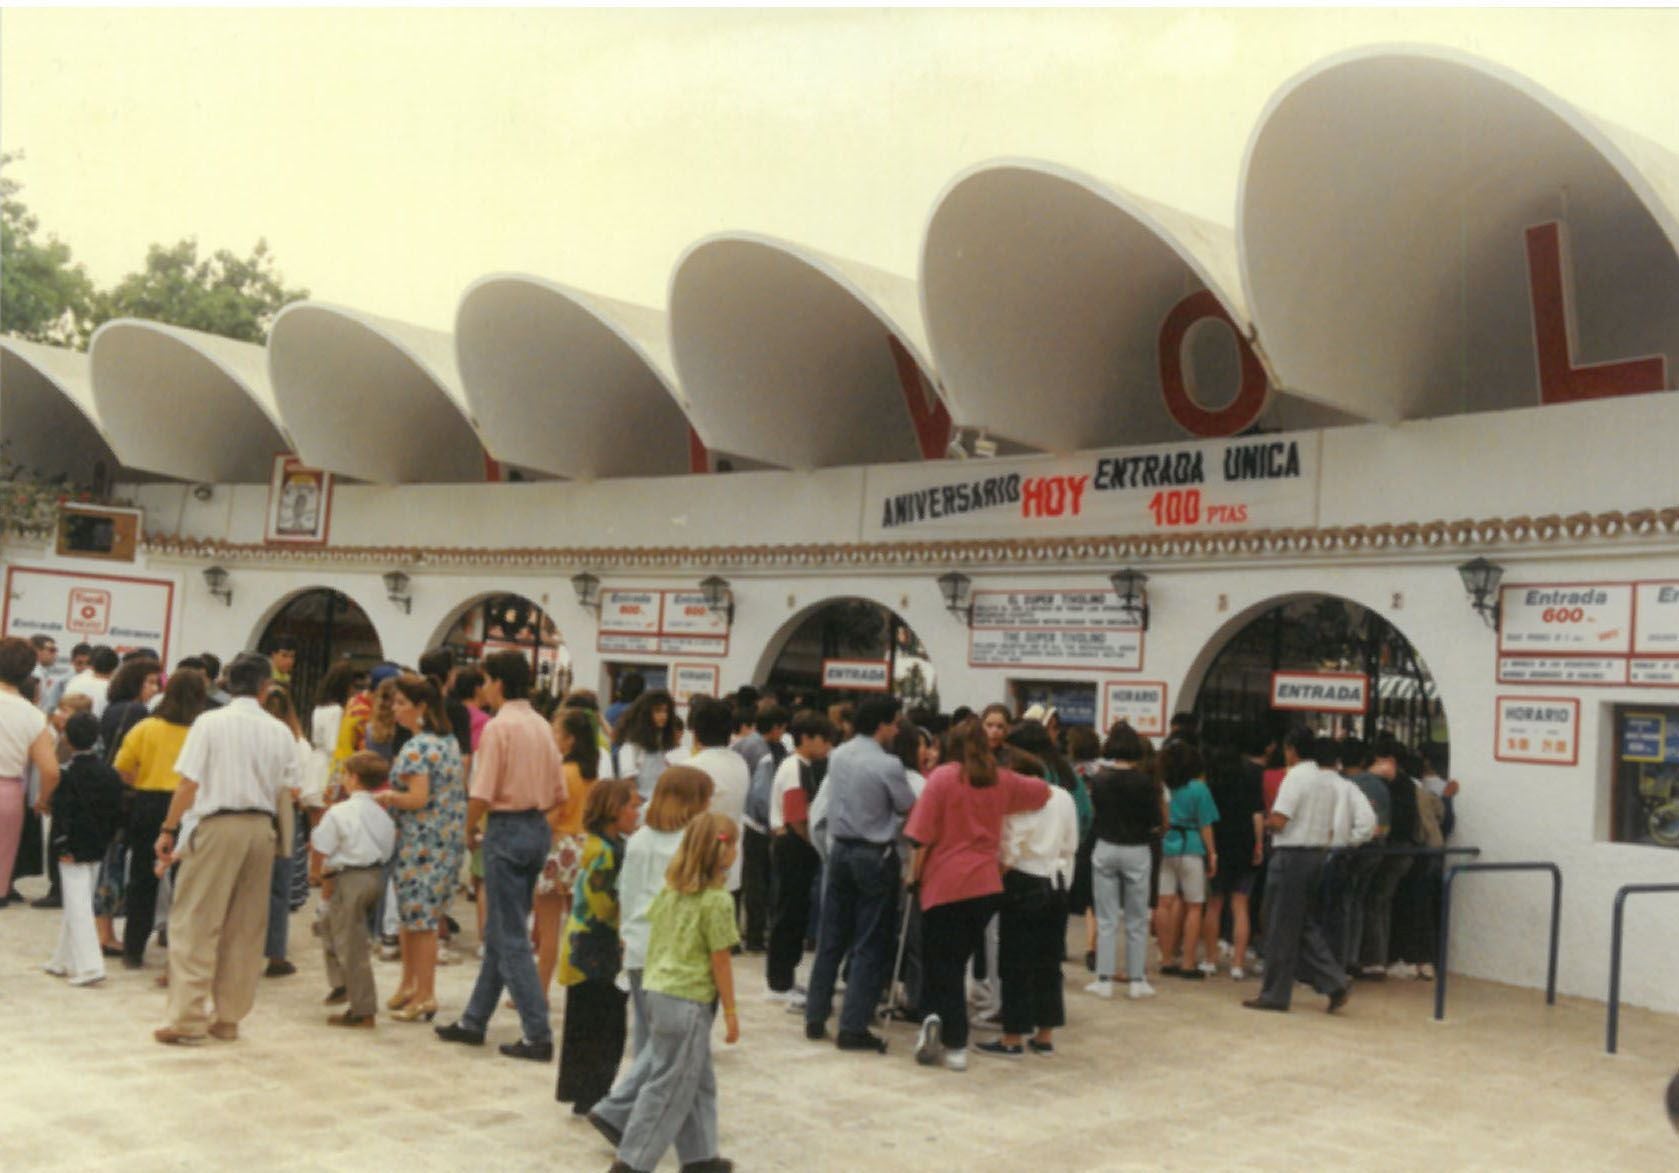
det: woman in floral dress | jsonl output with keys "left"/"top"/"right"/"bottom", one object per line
{"left": 373, "top": 674, "right": 465, "bottom": 1021}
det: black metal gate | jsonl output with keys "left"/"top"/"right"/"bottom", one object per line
{"left": 1193, "top": 596, "right": 1446, "bottom": 751}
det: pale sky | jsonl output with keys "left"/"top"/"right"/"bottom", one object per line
{"left": 4, "top": 7, "right": 1678, "bottom": 334}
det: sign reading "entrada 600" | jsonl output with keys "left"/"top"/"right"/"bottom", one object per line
{"left": 861, "top": 433, "right": 1319, "bottom": 539}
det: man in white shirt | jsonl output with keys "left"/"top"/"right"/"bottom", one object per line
{"left": 154, "top": 653, "right": 300, "bottom": 1045}
{"left": 686, "top": 697, "right": 750, "bottom": 896}
{"left": 1244, "top": 729, "right": 1352, "bottom": 1015}
{"left": 62, "top": 645, "right": 118, "bottom": 718}
{"left": 765, "top": 712, "right": 834, "bottom": 998}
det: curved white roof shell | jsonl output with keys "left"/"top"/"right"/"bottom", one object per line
{"left": 456, "top": 275, "right": 698, "bottom": 479}
{"left": 921, "top": 160, "right": 1356, "bottom": 453}
{"left": 1, "top": 336, "right": 129, "bottom": 484}
{"left": 88, "top": 320, "right": 291, "bottom": 483}
{"left": 1241, "top": 45, "right": 1679, "bottom": 424}
{"left": 269, "top": 302, "right": 488, "bottom": 483}
{"left": 669, "top": 234, "right": 950, "bottom": 471}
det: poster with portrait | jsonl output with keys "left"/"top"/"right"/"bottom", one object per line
{"left": 264, "top": 454, "right": 333, "bottom": 545}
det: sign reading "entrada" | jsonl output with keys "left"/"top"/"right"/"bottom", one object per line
{"left": 860, "top": 432, "right": 1319, "bottom": 539}
{"left": 1269, "top": 671, "right": 1369, "bottom": 714}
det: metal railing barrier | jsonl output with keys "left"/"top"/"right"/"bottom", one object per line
{"left": 1434, "top": 861, "right": 1562, "bottom": 1022}
{"left": 1605, "top": 882, "right": 1679, "bottom": 1054}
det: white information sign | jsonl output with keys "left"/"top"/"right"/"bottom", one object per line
{"left": 3, "top": 567, "right": 176, "bottom": 665}
{"left": 658, "top": 635, "right": 727, "bottom": 658}
{"left": 821, "top": 659, "right": 891, "bottom": 692}
{"left": 1634, "top": 582, "right": 1679, "bottom": 655}
{"left": 598, "top": 588, "right": 729, "bottom": 657}
{"left": 663, "top": 592, "right": 730, "bottom": 638}
{"left": 1269, "top": 671, "right": 1369, "bottom": 714}
{"left": 1498, "top": 582, "right": 1632, "bottom": 654}
{"left": 1495, "top": 695, "right": 1581, "bottom": 766}
{"left": 862, "top": 432, "right": 1320, "bottom": 540}
{"left": 600, "top": 590, "right": 662, "bottom": 635}
{"left": 1498, "top": 657, "right": 1628, "bottom": 686}
{"left": 598, "top": 633, "right": 660, "bottom": 655}
{"left": 1101, "top": 680, "right": 1168, "bottom": 736}
{"left": 970, "top": 628, "right": 1143, "bottom": 671}
{"left": 1630, "top": 659, "right": 1679, "bottom": 687}
{"left": 671, "top": 663, "right": 721, "bottom": 706}
{"left": 967, "top": 589, "right": 1144, "bottom": 671}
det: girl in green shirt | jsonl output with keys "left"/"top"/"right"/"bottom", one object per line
{"left": 599, "top": 812, "right": 740, "bottom": 1173}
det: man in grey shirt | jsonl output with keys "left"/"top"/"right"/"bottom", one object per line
{"left": 803, "top": 695, "right": 914, "bottom": 1054}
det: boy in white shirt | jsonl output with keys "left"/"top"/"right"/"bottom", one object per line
{"left": 310, "top": 751, "right": 396, "bottom": 1027}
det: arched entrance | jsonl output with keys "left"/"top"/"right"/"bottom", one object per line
{"left": 1190, "top": 594, "right": 1447, "bottom": 751}
{"left": 436, "top": 592, "right": 570, "bottom": 702}
{"left": 758, "top": 597, "right": 936, "bottom": 711}
{"left": 257, "top": 588, "right": 385, "bottom": 717}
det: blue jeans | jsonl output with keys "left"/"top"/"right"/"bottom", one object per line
{"left": 462, "top": 811, "right": 552, "bottom": 1044}
{"left": 1091, "top": 840, "right": 1152, "bottom": 982}
{"left": 266, "top": 854, "right": 292, "bottom": 960}
{"left": 804, "top": 838, "right": 896, "bottom": 1036}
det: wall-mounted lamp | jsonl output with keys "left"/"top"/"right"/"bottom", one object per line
{"left": 383, "top": 570, "right": 413, "bottom": 615}
{"left": 1110, "top": 567, "right": 1150, "bottom": 631}
{"left": 1457, "top": 557, "right": 1503, "bottom": 629}
{"left": 937, "top": 570, "right": 974, "bottom": 625}
{"left": 571, "top": 572, "right": 602, "bottom": 614}
{"left": 203, "top": 565, "right": 233, "bottom": 607}
{"left": 699, "top": 575, "right": 735, "bottom": 626}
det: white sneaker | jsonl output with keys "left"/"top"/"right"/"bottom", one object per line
{"left": 1217, "top": 940, "right": 1233, "bottom": 960}
{"left": 915, "top": 1014, "right": 944, "bottom": 1066}
{"left": 1416, "top": 963, "right": 1436, "bottom": 981}
{"left": 1229, "top": 967, "right": 1246, "bottom": 981}
{"left": 1083, "top": 979, "right": 1114, "bottom": 999}
{"left": 69, "top": 972, "right": 106, "bottom": 987}
{"left": 1127, "top": 980, "right": 1157, "bottom": 1000}
{"left": 784, "top": 993, "right": 807, "bottom": 1012}
{"left": 41, "top": 962, "right": 68, "bottom": 977}
{"left": 1387, "top": 962, "right": 1417, "bottom": 980}
{"left": 1196, "top": 961, "right": 1218, "bottom": 976}
{"left": 943, "top": 1047, "right": 968, "bottom": 1072}
{"left": 763, "top": 988, "right": 790, "bottom": 1003}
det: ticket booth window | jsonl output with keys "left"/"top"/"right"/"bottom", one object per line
{"left": 1009, "top": 680, "right": 1097, "bottom": 728}
{"left": 1611, "top": 706, "right": 1679, "bottom": 849}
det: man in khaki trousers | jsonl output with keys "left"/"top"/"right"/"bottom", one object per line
{"left": 154, "top": 654, "right": 300, "bottom": 1045}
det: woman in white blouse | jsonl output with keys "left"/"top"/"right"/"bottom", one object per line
{"left": 0, "top": 638, "right": 60, "bottom": 901}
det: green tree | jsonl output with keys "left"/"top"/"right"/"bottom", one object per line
{"left": 0, "top": 153, "right": 97, "bottom": 347}
{"left": 90, "top": 237, "right": 308, "bottom": 344}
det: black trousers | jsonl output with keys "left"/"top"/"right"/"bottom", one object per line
{"left": 740, "top": 825, "right": 771, "bottom": 950}
{"left": 921, "top": 893, "right": 1003, "bottom": 1052}
{"left": 767, "top": 831, "right": 819, "bottom": 992}
{"left": 998, "top": 871, "right": 1066, "bottom": 1036}
{"left": 123, "top": 790, "right": 174, "bottom": 962}
{"left": 556, "top": 977, "right": 628, "bottom": 1113}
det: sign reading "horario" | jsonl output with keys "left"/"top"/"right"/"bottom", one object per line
{"left": 861, "top": 432, "right": 1319, "bottom": 540}
{"left": 1269, "top": 671, "right": 1369, "bottom": 715}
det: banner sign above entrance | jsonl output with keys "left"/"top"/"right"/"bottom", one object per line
{"left": 821, "top": 659, "right": 891, "bottom": 692}
{"left": 3, "top": 567, "right": 176, "bottom": 666}
{"left": 1101, "top": 680, "right": 1168, "bottom": 737}
{"left": 969, "top": 590, "right": 1143, "bottom": 671}
{"left": 861, "top": 432, "right": 1320, "bottom": 540}
{"left": 598, "top": 588, "right": 728, "bottom": 658}
{"left": 1495, "top": 695, "right": 1581, "bottom": 766}
{"left": 1269, "top": 671, "right": 1369, "bottom": 714}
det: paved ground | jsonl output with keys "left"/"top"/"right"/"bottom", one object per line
{"left": 2, "top": 873, "right": 1676, "bottom": 1172}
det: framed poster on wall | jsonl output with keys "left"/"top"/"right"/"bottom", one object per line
{"left": 264, "top": 454, "right": 333, "bottom": 545}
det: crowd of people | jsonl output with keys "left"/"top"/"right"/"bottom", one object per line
{"left": 0, "top": 635, "right": 1463, "bottom": 1173}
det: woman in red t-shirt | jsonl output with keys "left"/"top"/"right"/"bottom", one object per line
{"left": 904, "top": 718, "right": 1049, "bottom": 1073}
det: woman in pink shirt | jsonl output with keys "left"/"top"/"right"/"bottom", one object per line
{"left": 905, "top": 718, "right": 1049, "bottom": 1073}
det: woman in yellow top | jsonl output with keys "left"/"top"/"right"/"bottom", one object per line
{"left": 112, "top": 668, "right": 208, "bottom": 969}
{"left": 534, "top": 707, "right": 599, "bottom": 994}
